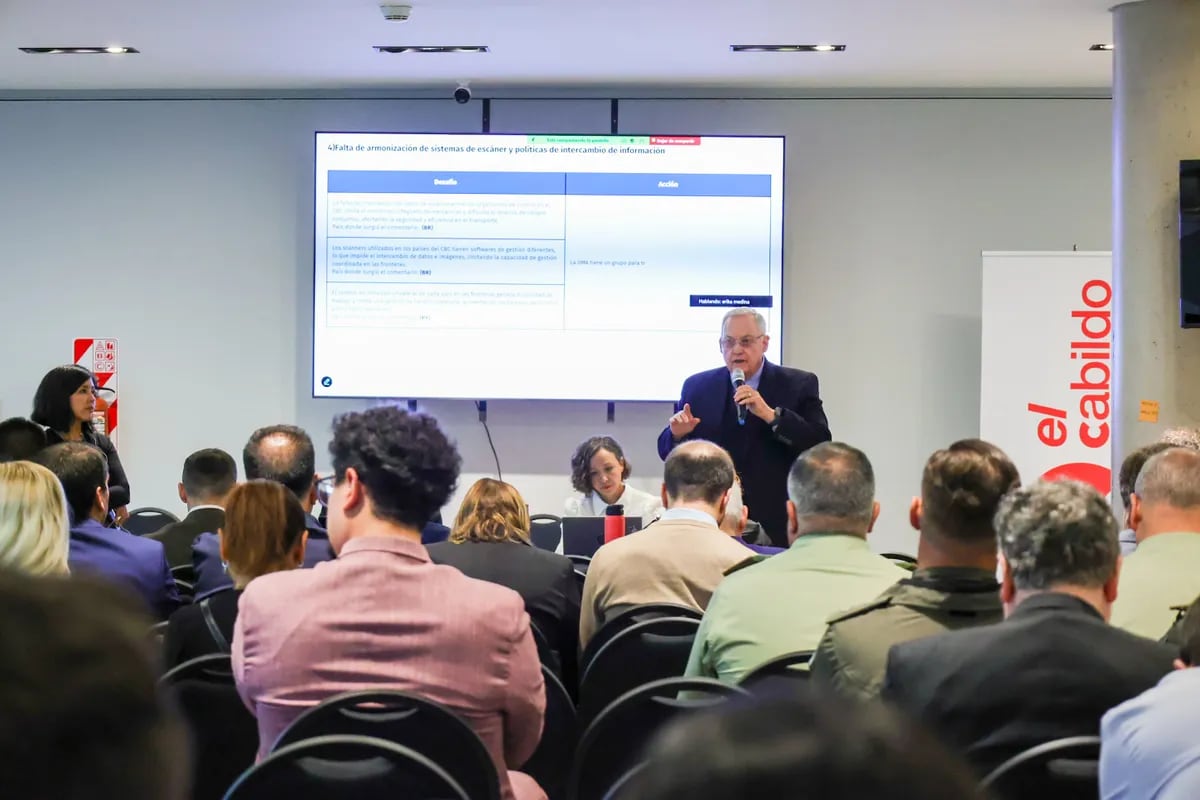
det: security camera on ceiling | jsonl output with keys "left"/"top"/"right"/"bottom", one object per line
{"left": 380, "top": 4, "right": 413, "bottom": 21}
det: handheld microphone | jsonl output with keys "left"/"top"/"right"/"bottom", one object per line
{"left": 731, "top": 368, "right": 747, "bottom": 425}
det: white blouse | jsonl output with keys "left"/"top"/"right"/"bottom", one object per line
{"left": 563, "top": 483, "right": 664, "bottom": 522}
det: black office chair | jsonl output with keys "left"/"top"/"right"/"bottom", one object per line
{"left": 580, "top": 603, "right": 703, "bottom": 676}
{"left": 568, "top": 677, "right": 750, "bottom": 800}
{"left": 149, "top": 619, "right": 169, "bottom": 646}
{"left": 223, "top": 735, "right": 469, "bottom": 800}
{"left": 521, "top": 665, "right": 578, "bottom": 800}
{"left": 738, "top": 650, "right": 815, "bottom": 693}
{"left": 270, "top": 690, "right": 501, "bottom": 800}
{"left": 530, "top": 514, "right": 564, "bottom": 552}
{"left": 160, "top": 654, "right": 259, "bottom": 800}
{"left": 602, "top": 762, "right": 649, "bottom": 800}
{"left": 124, "top": 506, "right": 180, "bottom": 535}
{"left": 567, "top": 554, "right": 592, "bottom": 573}
{"left": 578, "top": 617, "right": 702, "bottom": 727}
{"left": 881, "top": 551, "right": 918, "bottom": 570}
{"left": 573, "top": 569, "right": 587, "bottom": 593}
{"left": 980, "top": 736, "right": 1101, "bottom": 800}
{"left": 171, "top": 563, "right": 197, "bottom": 584}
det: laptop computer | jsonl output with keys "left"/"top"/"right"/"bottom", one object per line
{"left": 561, "top": 517, "right": 643, "bottom": 558}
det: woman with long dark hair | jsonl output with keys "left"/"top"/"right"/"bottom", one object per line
{"left": 31, "top": 364, "right": 130, "bottom": 524}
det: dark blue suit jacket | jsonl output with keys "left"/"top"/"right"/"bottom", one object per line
{"left": 192, "top": 516, "right": 452, "bottom": 597}
{"left": 657, "top": 360, "right": 831, "bottom": 546}
{"left": 192, "top": 513, "right": 333, "bottom": 598}
{"left": 69, "top": 517, "right": 180, "bottom": 619}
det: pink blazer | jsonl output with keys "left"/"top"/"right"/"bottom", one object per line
{"left": 232, "top": 535, "right": 545, "bottom": 800}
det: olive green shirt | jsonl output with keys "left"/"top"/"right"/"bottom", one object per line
{"left": 1112, "top": 532, "right": 1200, "bottom": 640}
{"left": 810, "top": 567, "right": 1003, "bottom": 701}
{"left": 683, "top": 532, "right": 907, "bottom": 684}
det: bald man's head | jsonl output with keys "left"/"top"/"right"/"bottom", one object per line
{"left": 663, "top": 440, "right": 735, "bottom": 506}
{"left": 1135, "top": 447, "right": 1200, "bottom": 509}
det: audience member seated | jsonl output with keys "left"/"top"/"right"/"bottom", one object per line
{"left": 1117, "top": 442, "right": 1173, "bottom": 556}
{"left": 0, "top": 460, "right": 70, "bottom": 575}
{"left": 1101, "top": 593, "right": 1200, "bottom": 799}
{"left": 812, "top": 439, "right": 1016, "bottom": 700}
{"left": 0, "top": 416, "right": 48, "bottom": 462}
{"left": 1160, "top": 425, "right": 1200, "bottom": 449}
{"left": 564, "top": 435, "right": 664, "bottom": 520}
{"left": 685, "top": 442, "right": 906, "bottom": 684}
{"left": 579, "top": 440, "right": 754, "bottom": 647}
{"left": 163, "top": 480, "right": 307, "bottom": 670}
{"left": 1111, "top": 448, "right": 1200, "bottom": 639}
{"left": 233, "top": 407, "right": 546, "bottom": 800}
{"left": 32, "top": 364, "right": 131, "bottom": 523}
{"left": 149, "top": 448, "right": 238, "bottom": 569}
{"left": 193, "top": 424, "right": 331, "bottom": 596}
{"left": 623, "top": 691, "right": 983, "bottom": 800}
{"left": 884, "top": 479, "right": 1175, "bottom": 776}
{"left": 35, "top": 442, "right": 180, "bottom": 619}
{"left": 428, "top": 477, "right": 580, "bottom": 686}
{"left": 718, "top": 479, "right": 781, "bottom": 555}
{"left": 0, "top": 570, "right": 186, "bottom": 800}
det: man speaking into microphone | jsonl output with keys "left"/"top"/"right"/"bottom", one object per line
{"left": 657, "top": 308, "right": 832, "bottom": 547}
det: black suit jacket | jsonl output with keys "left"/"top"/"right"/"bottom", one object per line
{"left": 883, "top": 593, "right": 1175, "bottom": 775}
{"left": 161, "top": 587, "right": 241, "bottom": 671}
{"left": 657, "top": 360, "right": 830, "bottom": 545}
{"left": 426, "top": 539, "right": 581, "bottom": 687}
{"left": 149, "top": 507, "right": 224, "bottom": 569}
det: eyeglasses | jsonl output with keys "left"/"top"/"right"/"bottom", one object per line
{"left": 316, "top": 476, "right": 335, "bottom": 506}
{"left": 719, "top": 335, "right": 764, "bottom": 351}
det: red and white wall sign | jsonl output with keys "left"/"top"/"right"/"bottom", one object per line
{"left": 981, "top": 252, "right": 1113, "bottom": 497}
{"left": 73, "top": 338, "right": 118, "bottom": 445}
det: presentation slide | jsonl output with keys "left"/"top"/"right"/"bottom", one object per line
{"left": 313, "top": 132, "right": 785, "bottom": 401}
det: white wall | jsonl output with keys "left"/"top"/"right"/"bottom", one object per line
{"left": 0, "top": 95, "right": 1111, "bottom": 552}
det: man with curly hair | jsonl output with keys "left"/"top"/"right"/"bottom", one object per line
{"left": 232, "top": 407, "right": 548, "bottom": 800}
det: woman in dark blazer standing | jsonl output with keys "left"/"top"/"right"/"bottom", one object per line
{"left": 428, "top": 478, "right": 581, "bottom": 688}
{"left": 162, "top": 480, "right": 307, "bottom": 670}
{"left": 31, "top": 364, "right": 131, "bottom": 524}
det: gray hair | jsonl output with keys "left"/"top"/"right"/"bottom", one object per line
{"left": 995, "top": 479, "right": 1118, "bottom": 591}
{"left": 1161, "top": 426, "right": 1200, "bottom": 450}
{"left": 787, "top": 442, "right": 875, "bottom": 525}
{"left": 664, "top": 441, "right": 735, "bottom": 506}
{"left": 1134, "top": 447, "right": 1200, "bottom": 508}
{"left": 721, "top": 479, "right": 745, "bottom": 533}
{"left": 720, "top": 308, "right": 766, "bottom": 337}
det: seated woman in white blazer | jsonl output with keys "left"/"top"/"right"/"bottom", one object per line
{"left": 563, "top": 436, "right": 664, "bottom": 521}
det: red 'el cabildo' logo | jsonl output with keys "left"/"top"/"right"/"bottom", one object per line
{"left": 1027, "top": 278, "right": 1112, "bottom": 496}
{"left": 1040, "top": 462, "right": 1112, "bottom": 495}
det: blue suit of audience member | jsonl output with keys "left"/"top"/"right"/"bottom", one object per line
{"left": 69, "top": 517, "right": 181, "bottom": 619}
{"left": 191, "top": 514, "right": 451, "bottom": 597}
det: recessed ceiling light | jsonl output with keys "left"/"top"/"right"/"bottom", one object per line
{"left": 1090, "top": 43, "right": 1114, "bottom": 51}
{"left": 730, "top": 44, "right": 846, "bottom": 53}
{"left": 374, "top": 45, "right": 489, "bottom": 54}
{"left": 19, "top": 46, "right": 139, "bottom": 55}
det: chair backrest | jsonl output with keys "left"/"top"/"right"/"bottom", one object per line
{"left": 270, "top": 690, "right": 501, "bottom": 800}
{"left": 569, "top": 677, "right": 750, "bottom": 800}
{"left": 603, "top": 761, "right": 649, "bottom": 800}
{"left": 223, "top": 734, "right": 469, "bottom": 800}
{"left": 171, "top": 563, "right": 197, "bottom": 584}
{"left": 567, "top": 553, "right": 592, "bottom": 573}
{"left": 530, "top": 514, "right": 564, "bottom": 552}
{"left": 578, "top": 616, "right": 702, "bottom": 727}
{"left": 981, "top": 736, "right": 1101, "bottom": 800}
{"left": 738, "top": 650, "right": 815, "bottom": 692}
{"left": 521, "top": 665, "right": 578, "bottom": 800}
{"left": 124, "top": 506, "right": 181, "bottom": 535}
{"left": 581, "top": 603, "right": 703, "bottom": 676}
{"left": 160, "top": 654, "right": 258, "bottom": 800}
